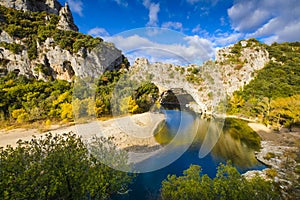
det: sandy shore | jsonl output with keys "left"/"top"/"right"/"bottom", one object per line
{"left": 0, "top": 113, "right": 165, "bottom": 153}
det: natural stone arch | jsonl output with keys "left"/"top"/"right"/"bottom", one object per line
{"left": 158, "top": 88, "right": 198, "bottom": 110}
{"left": 128, "top": 58, "right": 223, "bottom": 113}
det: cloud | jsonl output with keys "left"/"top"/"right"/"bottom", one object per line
{"left": 212, "top": 32, "right": 243, "bottom": 47}
{"left": 113, "top": 0, "right": 128, "bottom": 7}
{"left": 104, "top": 34, "right": 215, "bottom": 65}
{"left": 220, "top": 17, "right": 226, "bottom": 26}
{"left": 88, "top": 27, "right": 110, "bottom": 37}
{"left": 186, "top": 0, "right": 219, "bottom": 5}
{"left": 143, "top": 0, "right": 160, "bottom": 27}
{"left": 192, "top": 24, "right": 201, "bottom": 34}
{"left": 161, "top": 22, "right": 183, "bottom": 31}
{"left": 191, "top": 24, "right": 209, "bottom": 37}
{"left": 228, "top": 0, "right": 300, "bottom": 43}
{"left": 67, "top": 0, "right": 83, "bottom": 16}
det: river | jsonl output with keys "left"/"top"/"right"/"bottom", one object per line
{"left": 114, "top": 110, "right": 265, "bottom": 200}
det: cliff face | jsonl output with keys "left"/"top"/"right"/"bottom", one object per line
{"left": 0, "top": 1, "right": 123, "bottom": 81}
{"left": 0, "top": 31, "right": 122, "bottom": 81}
{"left": 0, "top": 0, "right": 78, "bottom": 31}
{"left": 57, "top": 3, "right": 78, "bottom": 32}
{"left": 216, "top": 40, "right": 269, "bottom": 94}
{"left": 130, "top": 40, "right": 270, "bottom": 112}
{"left": 0, "top": 0, "right": 62, "bottom": 14}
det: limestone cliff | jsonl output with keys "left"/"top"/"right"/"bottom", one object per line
{"left": 0, "top": 0, "right": 78, "bottom": 31}
{"left": 0, "top": 0, "right": 62, "bottom": 14}
{"left": 57, "top": 2, "right": 78, "bottom": 31}
{"left": 0, "top": 1, "right": 123, "bottom": 81}
{"left": 129, "top": 39, "right": 270, "bottom": 112}
{"left": 0, "top": 31, "right": 123, "bottom": 81}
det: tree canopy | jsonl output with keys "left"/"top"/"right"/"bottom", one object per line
{"left": 0, "top": 132, "right": 133, "bottom": 200}
{"left": 160, "top": 163, "right": 280, "bottom": 200}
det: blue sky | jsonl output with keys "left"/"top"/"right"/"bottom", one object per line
{"left": 58, "top": 0, "right": 300, "bottom": 64}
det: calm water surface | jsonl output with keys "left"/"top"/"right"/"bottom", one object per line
{"left": 114, "top": 110, "right": 265, "bottom": 200}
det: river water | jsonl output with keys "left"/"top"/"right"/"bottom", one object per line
{"left": 114, "top": 110, "right": 265, "bottom": 200}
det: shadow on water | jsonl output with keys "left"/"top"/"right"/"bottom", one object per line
{"left": 114, "top": 110, "right": 266, "bottom": 200}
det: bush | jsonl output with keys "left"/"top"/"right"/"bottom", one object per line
{"left": 161, "top": 163, "right": 280, "bottom": 200}
{"left": 0, "top": 132, "right": 133, "bottom": 199}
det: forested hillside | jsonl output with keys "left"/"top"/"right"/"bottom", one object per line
{"left": 228, "top": 42, "right": 300, "bottom": 129}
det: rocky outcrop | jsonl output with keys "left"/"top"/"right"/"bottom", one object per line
{"left": 0, "top": 0, "right": 78, "bottom": 32}
{"left": 0, "top": 0, "right": 62, "bottom": 14}
{"left": 57, "top": 3, "right": 78, "bottom": 32}
{"left": 130, "top": 40, "right": 270, "bottom": 113}
{"left": 0, "top": 32, "right": 123, "bottom": 81}
{"left": 216, "top": 40, "right": 269, "bottom": 95}
{"left": 0, "top": 0, "right": 123, "bottom": 80}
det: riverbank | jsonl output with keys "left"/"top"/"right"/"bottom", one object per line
{"left": 244, "top": 122, "right": 300, "bottom": 198}
{"left": 0, "top": 112, "right": 165, "bottom": 164}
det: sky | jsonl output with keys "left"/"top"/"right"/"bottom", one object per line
{"left": 58, "top": 0, "right": 300, "bottom": 65}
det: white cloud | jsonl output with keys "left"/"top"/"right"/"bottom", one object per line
{"left": 104, "top": 34, "right": 215, "bottom": 65}
{"left": 186, "top": 0, "right": 219, "bottom": 5}
{"left": 191, "top": 24, "right": 209, "bottom": 37}
{"left": 88, "top": 27, "right": 110, "bottom": 37}
{"left": 67, "top": 0, "right": 83, "bottom": 16}
{"left": 212, "top": 32, "right": 243, "bottom": 47}
{"left": 228, "top": 0, "right": 300, "bottom": 43}
{"left": 143, "top": 0, "right": 160, "bottom": 27}
{"left": 162, "top": 22, "right": 183, "bottom": 31}
{"left": 220, "top": 17, "right": 226, "bottom": 26}
{"left": 192, "top": 24, "right": 201, "bottom": 33}
{"left": 113, "top": 0, "right": 128, "bottom": 7}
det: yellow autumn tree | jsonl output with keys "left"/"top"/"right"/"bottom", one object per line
{"left": 120, "top": 96, "right": 139, "bottom": 114}
{"left": 60, "top": 103, "right": 73, "bottom": 121}
{"left": 270, "top": 94, "right": 300, "bottom": 130}
{"left": 11, "top": 108, "right": 29, "bottom": 123}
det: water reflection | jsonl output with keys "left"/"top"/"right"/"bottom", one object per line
{"left": 154, "top": 110, "right": 260, "bottom": 168}
{"left": 115, "top": 110, "right": 265, "bottom": 200}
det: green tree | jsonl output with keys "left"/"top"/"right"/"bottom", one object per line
{"left": 161, "top": 163, "right": 280, "bottom": 200}
{"left": 0, "top": 132, "right": 133, "bottom": 200}
{"left": 254, "top": 97, "right": 271, "bottom": 125}
{"left": 228, "top": 93, "right": 245, "bottom": 114}
{"left": 161, "top": 165, "right": 214, "bottom": 200}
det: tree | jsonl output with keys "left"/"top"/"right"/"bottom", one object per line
{"left": 0, "top": 132, "right": 133, "bottom": 200}
{"left": 228, "top": 94, "right": 245, "bottom": 114}
{"left": 60, "top": 102, "right": 73, "bottom": 121}
{"left": 120, "top": 96, "right": 139, "bottom": 114}
{"left": 160, "top": 163, "right": 280, "bottom": 200}
{"left": 270, "top": 94, "right": 300, "bottom": 130}
{"left": 161, "top": 165, "right": 214, "bottom": 200}
{"left": 254, "top": 97, "right": 271, "bottom": 125}
{"left": 11, "top": 108, "right": 29, "bottom": 123}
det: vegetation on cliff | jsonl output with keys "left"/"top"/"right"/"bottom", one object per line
{"left": 0, "top": 5, "right": 102, "bottom": 59}
{"left": 228, "top": 42, "right": 300, "bottom": 129}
